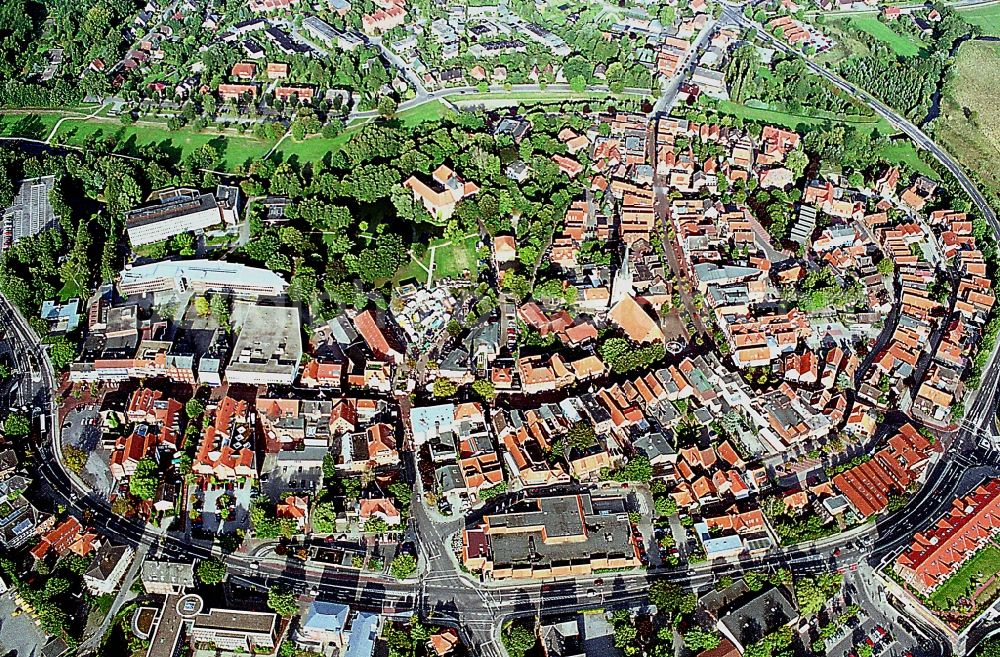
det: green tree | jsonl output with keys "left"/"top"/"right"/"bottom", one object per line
{"left": 432, "top": 378, "right": 458, "bottom": 398}
{"left": 388, "top": 482, "right": 413, "bottom": 508}
{"left": 186, "top": 398, "right": 206, "bottom": 420}
{"left": 502, "top": 621, "right": 537, "bottom": 657}
{"left": 684, "top": 628, "right": 722, "bottom": 651}
{"left": 390, "top": 554, "right": 417, "bottom": 580}
{"left": 45, "top": 336, "right": 77, "bottom": 370}
{"left": 267, "top": 587, "right": 299, "bottom": 617}
{"left": 194, "top": 296, "right": 211, "bottom": 317}
{"left": 311, "top": 502, "right": 337, "bottom": 534}
{"left": 785, "top": 148, "right": 808, "bottom": 178}
{"left": 364, "top": 517, "right": 389, "bottom": 535}
{"left": 648, "top": 581, "right": 697, "bottom": 618}
{"left": 61, "top": 445, "right": 88, "bottom": 473}
{"left": 129, "top": 458, "right": 160, "bottom": 500}
{"left": 2, "top": 413, "right": 30, "bottom": 438}
{"left": 196, "top": 558, "right": 227, "bottom": 585}
{"left": 471, "top": 379, "right": 496, "bottom": 401}
{"left": 566, "top": 421, "right": 597, "bottom": 450}
{"left": 655, "top": 496, "right": 678, "bottom": 517}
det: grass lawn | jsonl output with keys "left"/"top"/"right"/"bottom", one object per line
{"left": 958, "top": 4, "right": 1000, "bottom": 36}
{"left": 395, "top": 254, "right": 431, "bottom": 286}
{"left": 396, "top": 100, "right": 453, "bottom": 127}
{"left": 53, "top": 120, "right": 274, "bottom": 170}
{"left": 0, "top": 112, "right": 62, "bottom": 140}
{"left": 877, "top": 140, "right": 939, "bottom": 178}
{"left": 431, "top": 235, "right": 480, "bottom": 280}
{"left": 841, "top": 15, "right": 925, "bottom": 56}
{"left": 455, "top": 91, "right": 641, "bottom": 103}
{"left": 57, "top": 278, "right": 87, "bottom": 302}
{"left": 711, "top": 99, "right": 890, "bottom": 134}
{"left": 934, "top": 39, "right": 1000, "bottom": 204}
{"left": 929, "top": 545, "right": 1000, "bottom": 610}
{"left": 273, "top": 127, "right": 359, "bottom": 163}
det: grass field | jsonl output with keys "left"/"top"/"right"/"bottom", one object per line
{"left": 53, "top": 120, "right": 274, "bottom": 170}
{"left": 934, "top": 39, "right": 1000, "bottom": 203}
{"left": 0, "top": 112, "right": 62, "bottom": 140}
{"left": 273, "top": 127, "right": 359, "bottom": 163}
{"left": 394, "top": 235, "right": 480, "bottom": 285}
{"left": 841, "top": 15, "right": 926, "bottom": 56}
{"left": 878, "top": 141, "right": 939, "bottom": 178}
{"left": 929, "top": 545, "right": 1000, "bottom": 610}
{"left": 396, "top": 100, "right": 453, "bottom": 127}
{"left": 712, "top": 99, "right": 890, "bottom": 133}
{"left": 958, "top": 4, "right": 1000, "bottom": 36}
{"left": 431, "top": 235, "right": 480, "bottom": 280}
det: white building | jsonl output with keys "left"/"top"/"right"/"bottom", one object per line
{"left": 125, "top": 187, "right": 239, "bottom": 246}
{"left": 83, "top": 543, "right": 134, "bottom": 595}
{"left": 118, "top": 259, "right": 288, "bottom": 298}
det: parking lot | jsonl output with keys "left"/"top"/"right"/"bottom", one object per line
{"left": 61, "top": 404, "right": 114, "bottom": 495}
{"left": 0, "top": 586, "right": 49, "bottom": 657}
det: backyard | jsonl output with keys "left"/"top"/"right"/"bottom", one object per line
{"left": 929, "top": 544, "right": 1000, "bottom": 611}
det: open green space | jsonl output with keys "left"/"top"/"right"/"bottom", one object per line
{"left": 431, "top": 235, "right": 480, "bottom": 280}
{"left": 454, "top": 91, "right": 642, "bottom": 104}
{"left": 877, "top": 140, "right": 939, "bottom": 178}
{"left": 929, "top": 544, "right": 1000, "bottom": 610}
{"left": 711, "top": 99, "right": 890, "bottom": 133}
{"left": 394, "top": 234, "right": 480, "bottom": 285}
{"left": 934, "top": 39, "right": 1000, "bottom": 204}
{"left": 395, "top": 250, "right": 432, "bottom": 286}
{"left": 957, "top": 3, "right": 1000, "bottom": 36}
{"left": 273, "top": 126, "right": 360, "bottom": 163}
{"left": 0, "top": 112, "right": 62, "bottom": 140}
{"left": 396, "top": 100, "right": 453, "bottom": 127}
{"left": 53, "top": 120, "right": 274, "bottom": 170}
{"left": 841, "top": 15, "right": 926, "bottom": 56}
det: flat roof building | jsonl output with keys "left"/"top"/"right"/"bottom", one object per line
{"left": 462, "top": 492, "right": 641, "bottom": 580}
{"left": 119, "top": 259, "right": 288, "bottom": 298}
{"left": 226, "top": 304, "right": 303, "bottom": 385}
{"left": 126, "top": 189, "right": 236, "bottom": 246}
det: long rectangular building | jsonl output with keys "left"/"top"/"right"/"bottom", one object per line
{"left": 126, "top": 191, "right": 232, "bottom": 246}
{"left": 894, "top": 478, "right": 1000, "bottom": 595}
{"left": 118, "top": 259, "right": 288, "bottom": 298}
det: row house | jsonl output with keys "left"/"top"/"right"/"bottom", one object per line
{"left": 832, "top": 423, "right": 932, "bottom": 518}
{"left": 895, "top": 479, "right": 1000, "bottom": 594}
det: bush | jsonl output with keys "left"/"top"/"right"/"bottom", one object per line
{"left": 390, "top": 554, "right": 417, "bottom": 580}
{"left": 196, "top": 559, "right": 227, "bottom": 585}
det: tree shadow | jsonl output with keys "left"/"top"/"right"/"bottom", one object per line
{"left": 11, "top": 114, "right": 44, "bottom": 140}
